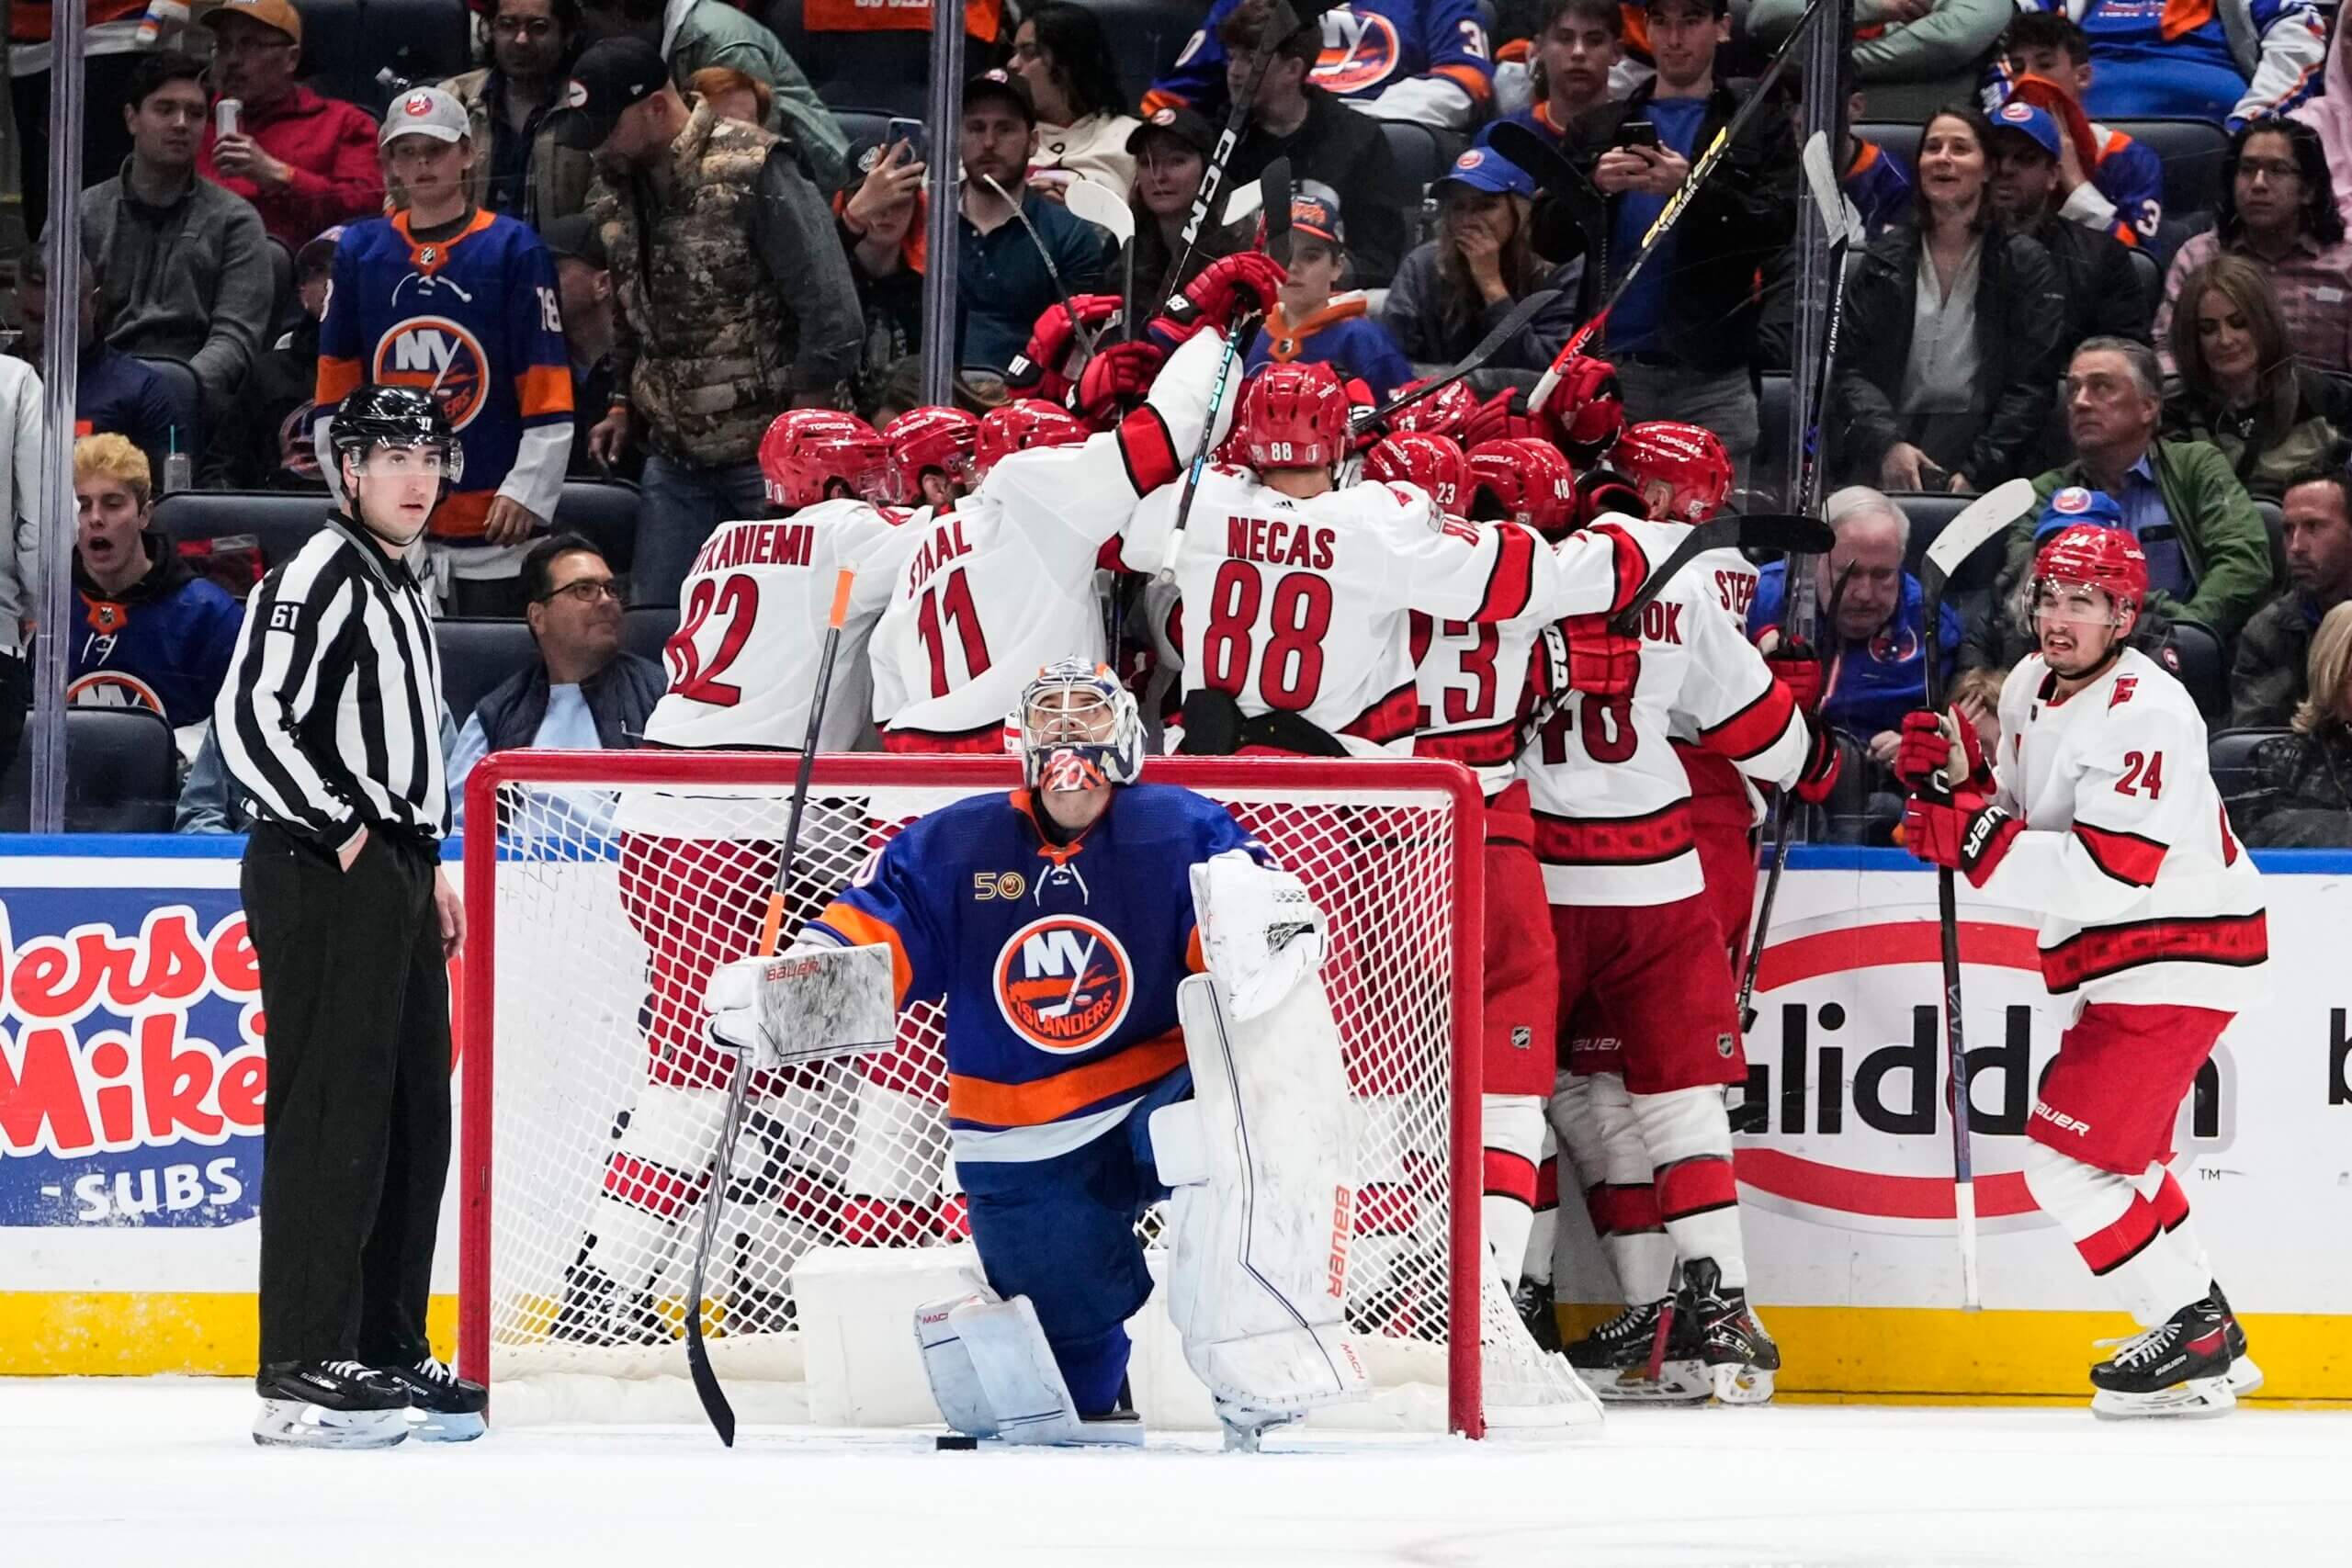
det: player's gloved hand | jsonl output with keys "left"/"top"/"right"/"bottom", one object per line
{"left": 1560, "top": 614, "right": 1641, "bottom": 698}
{"left": 1792, "top": 714, "right": 1842, "bottom": 805}
{"left": 1007, "top": 295, "right": 1122, "bottom": 400}
{"left": 1343, "top": 377, "right": 1381, "bottom": 453}
{"left": 1461, "top": 385, "right": 1542, "bottom": 449}
{"left": 1901, "top": 788, "right": 2018, "bottom": 886}
{"left": 1190, "top": 849, "right": 1327, "bottom": 1021}
{"left": 1893, "top": 706, "right": 1990, "bottom": 793}
{"left": 1570, "top": 468, "right": 1645, "bottom": 533}
{"left": 1766, "top": 637, "right": 1825, "bottom": 715}
{"left": 1075, "top": 340, "right": 1164, "bottom": 425}
{"left": 706, "top": 949, "right": 812, "bottom": 1072}
{"left": 1534, "top": 351, "right": 1624, "bottom": 460}
{"left": 1159, "top": 252, "right": 1288, "bottom": 342}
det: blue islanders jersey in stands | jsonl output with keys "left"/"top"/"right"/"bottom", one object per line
{"left": 1146, "top": 0, "right": 1493, "bottom": 119}
{"left": 315, "top": 209, "right": 573, "bottom": 543}
{"left": 1245, "top": 295, "right": 1417, "bottom": 400}
{"left": 1476, "top": 100, "right": 1573, "bottom": 158}
{"left": 2023, "top": 0, "right": 2325, "bottom": 126}
{"left": 807, "top": 784, "right": 1263, "bottom": 1164}
{"left": 1846, "top": 140, "right": 1913, "bottom": 235}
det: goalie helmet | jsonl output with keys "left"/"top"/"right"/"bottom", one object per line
{"left": 1363, "top": 432, "right": 1467, "bottom": 513}
{"left": 881, "top": 406, "right": 981, "bottom": 504}
{"left": 976, "top": 399, "right": 1090, "bottom": 479}
{"left": 2032, "top": 523, "right": 2148, "bottom": 619}
{"left": 1611, "top": 421, "right": 1732, "bottom": 524}
{"left": 1537, "top": 352, "right": 1626, "bottom": 464}
{"left": 1466, "top": 436, "right": 1577, "bottom": 538}
{"left": 1012, "top": 656, "right": 1145, "bottom": 793}
{"left": 1385, "top": 377, "right": 1477, "bottom": 437}
{"left": 758, "top": 409, "right": 888, "bottom": 510}
{"left": 1232, "top": 361, "right": 1350, "bottom": 469}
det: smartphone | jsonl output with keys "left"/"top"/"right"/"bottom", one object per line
{"left": 215, "top": 97, "right": 242, "bottom": 140}
{"left": 1615, "top": 118, "right": 1659, "bottom": 150}
{"left": 886, "top": 116, "right": 929, "bottom": 165}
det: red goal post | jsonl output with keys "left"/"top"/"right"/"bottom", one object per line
{"left": 458, "top": 750, "right": 1557, "bottom": 1438}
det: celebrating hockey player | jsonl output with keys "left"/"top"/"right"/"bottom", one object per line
{"left": 1895, "top": 524, "right": 2267, "bottom": 1419}
{"left": 707, "top": 660, "right": 1366, "bottom": 1450}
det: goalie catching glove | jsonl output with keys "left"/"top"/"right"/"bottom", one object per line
{"left": 1188, "top": 849, "right": 1325, "bottom": 1021}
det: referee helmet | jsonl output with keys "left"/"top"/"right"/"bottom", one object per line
{"left": 331, "top": 384, "right": 465, "bottom": 484}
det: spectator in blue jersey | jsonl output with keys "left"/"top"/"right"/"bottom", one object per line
{"left": 1383, "top": 148, "right": 1578, "bottom": 376}
{"left": 1776, "top": 72, "right": 1914, "bottom": 237}
{"left": 1532, "top": 0, "right": 1794, "bottom": 482}
{"left": 317, "top": 87, "right": 576, "bottom": 615}
{"left": 1478, "top": 0, "right": 1622, "bottom": 154}
{"left": 2010, "top": 0, "right": 2324, "bottom": 129}
{"left": 1830, "top": 105, "right": 2065, "bottom": 495}
{"left": 1749, "top": 487, "right": 1961, "bottom": 836}
{"left": 68, "top": 434, "right": 242, "bottom": 750}
{"left": 954, "top": 70, "right": 1110, "bottom": 376}
{"left": 16, "top": 251, "right": 197, "bottom": 481}
{"left": 2156, "top": 118, "right": 2352, "bottom": 382}
{"left": 1240, "top": 186, "right": 1415, "bottom": 396}
{"left": 1985, "top": 98, "right": 2151, "bottom": 358}
{"left": 1146, "top": 0, "right": 1496, "bottom": 133}
{"left": 2001, "top": 17, "right": 2165, "bottom": 251}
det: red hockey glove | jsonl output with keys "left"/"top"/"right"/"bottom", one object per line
{"left": 1074, "top": 340, "right": 1164, "bottom": 426}
{"left": 1570, "top": 468, "right": 1645, "bottom": 532}
{"left": 1159, "top": 251, "right": 1288, "bottom": 342}
{"left": 1766, "top": 638, "right": 1825, "bottom": 716}
{"left": 1902, "top": 788, "right": 2018, "bottom": 886}
{"left": 1006, "top": 296, "right": 1121, "bottom": 400}
{"left": 1893, "top": 706, "right": 1991, "bottom": 793}
{"left": 1560, "top": 614, "right": 1641, "bottom": 699}
{"left": 1461, "top": 386, "right": 1545, "bottom": 448}
{"left": 1792, "top": 715, "right": 1841, "bottom": 805}
{"left": 1533, "top": 351, "right": 1625, "bottom": 461}
{"left": 1343, "top": 377, "right": 1381, "bottom": 453}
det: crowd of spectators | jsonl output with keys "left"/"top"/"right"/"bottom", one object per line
{"left": 0, "top": 0, "right": 2350, "bottom": 845}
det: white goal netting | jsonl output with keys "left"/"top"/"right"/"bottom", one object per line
{"left": 458, "top": 753, "right": 1589, "bottom": 1435}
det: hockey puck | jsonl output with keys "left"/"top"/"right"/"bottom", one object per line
{"left": 934, "top": 1434, "right": 979, "bottom": 1450}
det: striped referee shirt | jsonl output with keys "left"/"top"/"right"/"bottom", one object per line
{"left": 215, "top": 512, "right": 448, "bottom": 850}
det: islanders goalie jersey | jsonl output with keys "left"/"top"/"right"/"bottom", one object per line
{"left": 804, "top": 784, "right": 1262, "bottom": 1164}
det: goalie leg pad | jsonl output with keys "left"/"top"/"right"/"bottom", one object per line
{"left": 1150, "top": 972, "right": 1370, "bottom": 1419}
{"left": 915, "top": 1286, "right": 1145, "bottom": 1447}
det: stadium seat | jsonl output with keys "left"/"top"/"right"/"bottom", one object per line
{"left": 435, "top": 616, "right": 542, "bottom": 723}
{"left": 1852, "top": 121, "right": 1920, "bottom": 169}
{"left": 555, "top": 480, "right": 641, "bottom": 576}
{"left": 624, "top": 604, "right": 680, "bottom": 669}
{"left": 2209, "top": 726, "right": 2288, "bottom": 803}
{"left": 0, "top": 707, "right": 179, "bottom": 832}
{"left": 2162, "top": 618, "right": 2226, "bottom": 716}
{"left": 2107, "top": 118, "right": 2230, "bottom": 229}
{"left": 835, "top": 108, "right": 893, "bottom": 164}
{"left": 297, "top": 0, "right": 374, "bottom": 108}
{"left": 2124, "top": 245, "right": 2163, "bottom": 326}
{"left": 155, "top": 491, "right": 330, "bottom": 570}
{"left": 134, "top": 355, "right": 205, "bottom": 458}
{"left": 1886, "top": 491, "right": 2008, "bottom": 592}
{"left": 1082, "top": 0, "right": 1201, "bottom": 111}
{"left": 264, "top": 236, "right": 299, "bottom": 339}
{"left": 2256, "top": 498, "right": 2285, "bottom": 589}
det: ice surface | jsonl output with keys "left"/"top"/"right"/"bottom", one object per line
{"left": 5, "top": 1378, "right": 2347, "bottom": 1568}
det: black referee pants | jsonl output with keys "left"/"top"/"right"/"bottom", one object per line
{"left": 243, "top": 822, "right": 451, "bottom": 1374}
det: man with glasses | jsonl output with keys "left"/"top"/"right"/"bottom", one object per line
{"left": 438, "top": 0, "right": 597, "bottom": 224}
{"left": 2155, "top": 119, "right": 2352, "bottom": 378}
{"left": 197, "top": 0, "right": 386, "bottom": 249}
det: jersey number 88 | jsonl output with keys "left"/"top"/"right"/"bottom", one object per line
{"left": 1201, "top": 560, "right": 1334, "bottom": 710}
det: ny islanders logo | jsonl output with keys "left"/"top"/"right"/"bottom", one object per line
{"left": 993, "top": 916, "right": 1133, "bottom": 1053}
{"left": 370, "top": 315, "right": 489, "bottom": 431}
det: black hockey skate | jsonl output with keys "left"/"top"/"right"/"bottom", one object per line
{"left": 252, "top": 1359, "right": 410, "bottom": 1450}
{"left": 2089, "top": 1293, "right": 2235, "bottom": 1420}
{"left": 1564, "top": 1295, "right": 1709, "bottom": 1403}
{"left": 379, "top": 1356, "right": 488, "bottom": 1441}
{"left": 1686, "top": 1258, "right": 1779, "bottom": 1405}
{"left": 1512, "top": 1278, "right": 1563, "bottom": 1356}
{"left": 2211, "top": 1282, "right": 2263, "bottom": 1394}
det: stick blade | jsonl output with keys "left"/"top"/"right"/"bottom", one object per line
{"left": 1921, "top": 477, "right": 2038, "bottom": 586}
{"left": 1800, "top": 130, "right": 1863, "bottom": 248}
{"left": 1733, "top": 511, "right": 1837, "bottom": 555}
{"left": 685, "top": 1320, "right": 739, "bottom": 1448}
{"left": 1485, "top": 119, "right": 1589, "bottom": 202}
{"left": 1064, "top": 175, "right": 1135, "bottom": 243}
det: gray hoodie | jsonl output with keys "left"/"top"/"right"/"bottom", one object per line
{"left": 81, "top": 163, "right": 276, "bottom": 415}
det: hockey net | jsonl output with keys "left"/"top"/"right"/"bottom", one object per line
{"left": 458, "top": 752, "right": 1588, "bottom": 1437}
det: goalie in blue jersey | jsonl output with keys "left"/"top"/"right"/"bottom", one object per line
{"left": 706, "top": 658, "right": 1368, "bottom": 1450}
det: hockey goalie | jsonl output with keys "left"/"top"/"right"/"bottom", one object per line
{"left": 706, "top": 659, "right": 1369, "bottom": 1450}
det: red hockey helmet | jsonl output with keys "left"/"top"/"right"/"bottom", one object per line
{"left": 1386, "top": 376, "right": 1478, "bottom": 437}
{"left": 1232, "top": 361, "right": 1351, "bottom": 469}
{"left": 1536, "top": 352, "right": 1626, "bottom": 464}
{"left": 1465, "top": 437, "right": 1577, "bottom": 538}
{"left": 1611, "top": 421, "right": 1732, "bottom": 524}
{"left": 758, "top": 409, "right": 888, "bottom": 510}
{"left": 1363, "top": 432, "right": 1468, "bottom": 513}
{"left": 977, "top": 399, "right": 1090, "bottom": 478}
{"left": 2032, "top": 523, "right": 2148, "bottom": 618}
{"left": 881, "top": 406, "right": 981, "bottom": 504}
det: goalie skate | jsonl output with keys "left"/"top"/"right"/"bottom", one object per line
{"left": 1563, "top": 1297, "right": 1708, "bottom": 1404}
{"left": 2090, "top": 1295, "right": 2237, "bottom": 1421}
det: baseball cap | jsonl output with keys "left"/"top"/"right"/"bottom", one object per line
{"left": 295, "top": 224, "right": 345, "bottom": 273}
{"left": 548, "top": 37, "right": 669, "bottom": 152}
{"left": 1436, "top": 145, "right": 1536, "bottom": 200}
{"left": 1127, "top": 103, "right": 1216, "bottom": 160}
{"left": 199, "top": 0, "right": 301, "bottom": 45}
{"left": 380, "top": 87, "right": 469, "bottom": 148}
{"left": 539, "top": 213, "right": 608, "bottom": 271}
{"left": 2034, "top": 486, "right": 2125, "bottom": 540}
{"left": 964, "top": 68, "right": 1035, "bottom": 125}
{"left": 1288, "top": 183, "right": 1343, "bottom": 245}
{"left": 1989, "top": 98, "right": 2063, "bottom": 162}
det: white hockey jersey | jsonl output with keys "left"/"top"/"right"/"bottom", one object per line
{"left": 643, "top": 499, "right": 901, "bottom": 751}
{"left": 1521, "top": 561, "right": 1811, "bottom": 908}
{"left": 1123, "top": 478, "right": 1671, "bottom": 757}
{"left": 1981, "top": 648, "right": 2267, "bottom": 1010}
{"left": 865, "top": 326, "right": 1230, "bottom": 749}
{"left": 1670, "top": 544, "right": 1768, "bottom": 826}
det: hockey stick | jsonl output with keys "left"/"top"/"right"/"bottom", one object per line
{"left": 1167, "top": 0, "right": 1324, "bottom": 302}
{"left": 1347, "top": 288, "right": 1566, "bottom": 434}
{"left": 1063, "top": 177, "right": 1137, "bottom": 347}
{"left": 1608, "top": 512, "right": 1832, "bottom": 637}
{"left": 1528, "top": 0, "right": 1830, "bottom": 409}
{"left": 684, "top": 568, "right": 858, "bottom": 1447}
{"left": 1483, "top": 118, "right": 1602, "bottom": 207}
{"left": 1158, "top": 157, "right": 1292, "bottom": 581}
{"left": 1913, "top": 476, "right": 2036, "bottom": 1314}
{"left": 982, "top": 172, "right": 1098, "bottom": 367}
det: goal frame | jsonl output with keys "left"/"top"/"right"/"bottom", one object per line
{"left": 457, "top": 750, "right": 1494, "bottom": 1436}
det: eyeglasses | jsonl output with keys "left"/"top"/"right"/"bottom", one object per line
{"left": 538, "top": 579, "right": 621, "bottom": 605}
{"left": 492, "top": 17, "right": 557, "bottom": 38}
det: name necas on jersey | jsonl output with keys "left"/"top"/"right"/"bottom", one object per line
{"left": 805, "top": 784, "right": 1264, "bottom": 1163}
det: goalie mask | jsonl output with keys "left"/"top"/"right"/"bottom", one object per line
{"left": 1013, "top": 657, "right": 1145, "bottom": 794}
